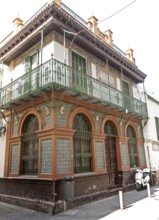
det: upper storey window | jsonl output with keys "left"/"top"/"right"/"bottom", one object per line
{"left": 72, "top": 51, "right": 86, "bottom": 74}
{"left": 25, "top": 52, "right": 39, "bottom": 73}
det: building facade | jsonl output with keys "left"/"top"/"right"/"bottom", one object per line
{"left": 0, "top": 66, "right": 6, "bottom": 177}
{"left": 144, "top": 94, "right": 159, "bottom": 182}
{"left": 0, "top": 0, "right": 147, "bottom": 213}
{"left": 0, "top": 124, "right": 6, "bottom": 177}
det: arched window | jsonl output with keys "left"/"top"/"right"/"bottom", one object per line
{"left": 73, "top": 113, "right": 92, "bottom": 173}
{"left": 127, "top": 125, "right": 138, "bottom": 168}
{"left": 21, "top": 114, "right": 39, "bottom": 175}
{"left": 104, "top": 121, "right": 118, "bottom": 184}
{"left": 104, "top": 121, "right": 117, "bottom": 136}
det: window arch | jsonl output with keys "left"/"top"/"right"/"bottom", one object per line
{"left": 21, "top": 114, "right": 39, "bottom": 175}
{"left": 127, "top": 125, "right": 138, "bottom": 168}
{"left": 104, "top": 121, "right": 117, "bottom": 136}
{"left": 73, "top": 113, "right": 92, "bottom": 173}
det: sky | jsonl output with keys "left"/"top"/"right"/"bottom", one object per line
{"left": 0, "top": 0, "right": 158, "bottom": 99}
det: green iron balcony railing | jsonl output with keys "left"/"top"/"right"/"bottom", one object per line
{"left": 0, "top": 58, "right": 147, "bottom": 118}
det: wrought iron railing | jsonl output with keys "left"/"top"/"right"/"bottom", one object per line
{"left": 0, "top": 58, "right": 147, "bottom": 117}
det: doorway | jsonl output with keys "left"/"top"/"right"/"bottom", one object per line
{"left": 104, "top": 121, "right": 118, "bottom": 185}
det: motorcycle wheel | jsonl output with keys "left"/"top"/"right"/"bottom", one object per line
{"left": 136, "top": 183, "right": 142, "bottom": 191}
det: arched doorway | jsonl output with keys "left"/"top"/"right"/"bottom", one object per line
{"left": 104, "top": 121, "right": 118, "bottom": 185}
{"left": 21, "top": 114, "right": 39, "bottom": 175}
{"left": 127, "top": 125, "right": 138, "bottom": 168}
{"left": 73, "top": 113, "right": 92, "bottom": 174}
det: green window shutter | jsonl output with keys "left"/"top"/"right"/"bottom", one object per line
{"left": 122, "top": 81, "right": 131, "bottom": 112}
{"left": 25, "top": 56, "right": 31, "bottom": 73}
{"left": 122, "top": 81, "right": 130, "bottom": 95}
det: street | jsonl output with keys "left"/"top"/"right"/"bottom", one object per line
{"left": 0, "top": 185, "right": 158, "bottom": 220}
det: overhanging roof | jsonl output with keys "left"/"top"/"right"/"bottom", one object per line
{"left": 0, "top": 2, "right": 146, "bottom": 83}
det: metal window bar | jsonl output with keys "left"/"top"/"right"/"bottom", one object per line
{"left": 22, "top": 115, "right": 39, "bottom": 175}
{"left": 0, "top": 58, "right": 147, "bottom": 118}
{"left": 73, "top": 114, "right": 92, "bottom": 173}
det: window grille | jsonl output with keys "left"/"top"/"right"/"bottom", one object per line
{"left": 127, "top": 125, "right": 138, "bottom": 168}
{"left": 21, "top": 114, "right": 39, "bottom": 175}
{"left": 73, "top": 113, "right": 92, "bottom": 173}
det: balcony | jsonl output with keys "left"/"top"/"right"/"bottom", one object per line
{"left": 0, "top": 58, "right": 147, "bottom": 118}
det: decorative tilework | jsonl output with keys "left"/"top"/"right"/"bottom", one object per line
{"left": 56, "top": 138, "right": 72, "bottom": 174}
{"left": 90, "top": 110, "right": 104, "bottom": 133}
{"left": 12, "top": 123, "right": 18, "bottom": 136}
{"left": 121, "top": 143, "right": 129, "bottom": 167}
{"left": 95, "top": 141, "right": 105, "bottom": 170}
{"left": 139, "top": 145, "right": 146, "bottom": 166}
{"left": 56, "top": 102, "right": 73, "bottom": 127}
{"left": 95, "top": 114, "right": 103, "bottom": 133}
{"left": 44, "top": 113, "right": 53, "bottom": 127}
{"left": 12, "top": 113, "right": 22, "bottom": 136}
{"left": 10, "top": 144, "right": 19, "bottom": 174}
{"left": 40, "top": 104, "right": 53, "bottom": 128}
{"left": 40, "top": 138, "right": 52, "bottom": 174}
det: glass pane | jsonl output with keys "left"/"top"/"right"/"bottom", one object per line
{"left": 73, "top": 113, "right": 92, "bottom": 173}
{"left": 127, "top": 125, "right": 138, "bottom": 168}
{"left": 22, "top": 115, "right": 39, "bottom": 175}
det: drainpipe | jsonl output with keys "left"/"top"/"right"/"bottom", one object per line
{"left": 147, "top": 145, "right": 152, "bottom": 182}
{"left": 40, "top": 28, "right": 44, "bottom": 65}
{"left": 143, "top": 82, "right": 148, "bottom": 118}
{"left": 40, "top": 28, "right": 44, "bottom": 86}
{"left": 106, "top": 58, "right": 109, "bottom": 84}
{"left": 63, "top": 30, "right": 66, "bottom": 65}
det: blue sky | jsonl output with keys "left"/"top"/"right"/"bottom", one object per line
{"left": 0, "top": 0, "right": 158, "bottom": 98}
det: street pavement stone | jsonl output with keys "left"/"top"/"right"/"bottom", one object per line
{"left": 0, "top": 185, "right": 159, "bottom": 220}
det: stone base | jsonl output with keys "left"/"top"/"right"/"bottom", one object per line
{"left": 0, "top": 186, "right": 124, "bottom": 214}
{"left": 0, "top": 172, "right": 136, "bottom": 214}
{"left": 0, "top": 194, "right": 54, "bottom": 214}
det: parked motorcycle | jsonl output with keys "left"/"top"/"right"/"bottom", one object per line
{"left": 135, "top": 168, "right": 150, "bottom": 191}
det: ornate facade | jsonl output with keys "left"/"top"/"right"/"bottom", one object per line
{"left": 0, "top": 0, "right": 147, "bottom": 213}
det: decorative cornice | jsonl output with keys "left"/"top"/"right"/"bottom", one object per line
{"left": 0, "top": 2, "right": 146, "bottom": 82}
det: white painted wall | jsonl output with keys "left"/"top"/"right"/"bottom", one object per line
{"left": 2, "top": 40, "right": 62, "bottom": 85}
{"left": 143, "top": 95, "right": 159, "bottom": 180}
{"left": 2, "top": 65, "right": 11, "bottom": 87}
{"left": 42, "top": 41, "right": 54, "bottom": 63}
{"left": 116, "top": 77, "right": 121, "bottom": 91}
{"left": 144, "top": 97, "right": 159, "bottom": 140}
{"left": 53, "top": 41, "right": 68, "bottom": 64}
{"left": 132, "top": 83, "right": 145, "bottom": 102}
{"left": 11, "top": 63, "right": 24, "bottom": 81}
{"left": 91, "top": 63, "right": 97, "bottom": 79}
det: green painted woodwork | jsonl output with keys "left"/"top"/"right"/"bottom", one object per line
{"left": 0, "top": 58, "right": 147, "bottom": 118}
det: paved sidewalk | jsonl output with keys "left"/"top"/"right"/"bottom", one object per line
{"left": 99, "top": 188, "right": 159, "bottom": 220}
{"left": 0, "top": 186, "right": 159, "bottom": 220}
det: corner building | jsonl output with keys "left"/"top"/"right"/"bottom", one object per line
{"left": 0, "top": 0, "right": 147, "bottom": 213}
